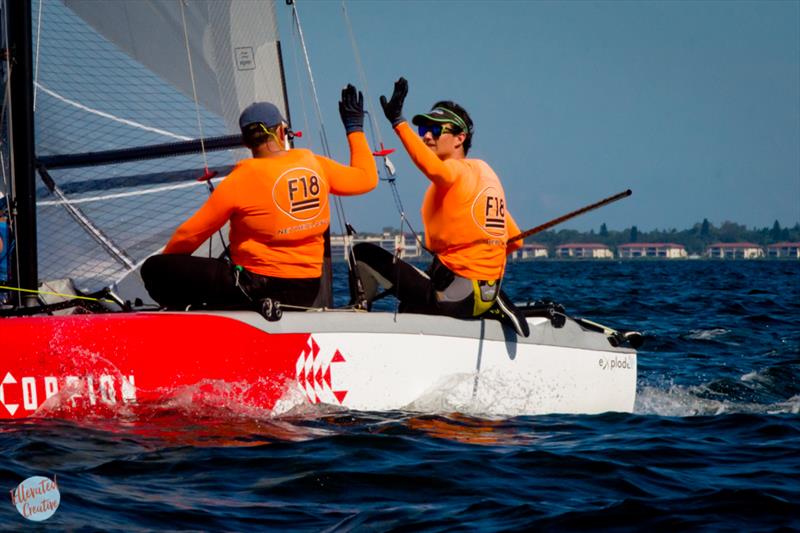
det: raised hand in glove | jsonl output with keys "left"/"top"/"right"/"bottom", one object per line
{"left": 339, "top": 84, "right": 364, "bottom": 134}
{"left": 379, "top": 77, "right": 408, "bottom": 127}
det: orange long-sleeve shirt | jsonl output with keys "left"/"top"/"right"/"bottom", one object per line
{"left": 394, "top": 122, "right": 522, "bottom": 280}
{"left": 163, "top": 132, "right": 378, "bottom": 278}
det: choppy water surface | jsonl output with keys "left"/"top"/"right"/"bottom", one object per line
{"left": 2, "top": 261, "right": 799, "bottom": 530}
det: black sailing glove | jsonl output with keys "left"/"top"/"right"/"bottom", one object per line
{"left": 379, "top": 77, "right": 408, "bottom": 127}
{"left": 339, "top": 84, "right": 364, "bottom": 134}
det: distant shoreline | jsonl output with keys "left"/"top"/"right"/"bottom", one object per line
{"left": 335, "top": 218, "right": 800, "bottom": 259}
{"left": 331, "top": 256, "right": 800, "bottom": 263}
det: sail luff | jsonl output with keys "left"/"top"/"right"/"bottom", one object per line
{"left": 7, "top": 0, "right": 38, "bottom": 305}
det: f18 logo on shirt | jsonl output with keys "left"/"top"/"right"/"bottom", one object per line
{"left": 273, "top": 167, "right": 329, "bottom": 221}
{"left": 472, "top": 186, "right": 506, "bottom": 237}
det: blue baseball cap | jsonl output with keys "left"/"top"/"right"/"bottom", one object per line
{"left": 239, "top": 102, "right": 286, "bottom": 130}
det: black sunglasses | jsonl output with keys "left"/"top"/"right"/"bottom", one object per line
{"left": 417, "top": 124, "right": 456, "bottom": 138}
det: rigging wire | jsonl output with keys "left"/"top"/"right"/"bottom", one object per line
{"left": 341, "top": 2, "right": 382, "bottom": 149}
{"left": 32, "top": 0, "right": 42, "bottom": 111}
{"left": 340, "top": 0, "right": 427, "bottom": 254}
{"left": 289, "top": 1, "right": 331, "bottom": 158}
{"left": 178, "top": 0, "right": 227, "bottom": 259}
{"left": 289, "top": 2, "right": 350, "bottom": 244}
{"left": 178, "top": 0, "right": 209, "bottom": 173}
{"left": 291, "top": 0, "right": 371, "bottom": 308}
{"left": 287, "top": 13, "right": 313, "bottom": 153}
{"left": 340, "top": 0, "right": 423, "bottom": 315}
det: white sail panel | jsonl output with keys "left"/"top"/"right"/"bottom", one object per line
{"left": 62, "top": 0, "right": 287, "bottom": 133}
{"left": 30, "top": 0, "right": 290, "bottom": 290}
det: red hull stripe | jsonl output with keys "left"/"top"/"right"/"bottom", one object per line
{"left": 0, "top": 313, "right": 310, "bottom": 419}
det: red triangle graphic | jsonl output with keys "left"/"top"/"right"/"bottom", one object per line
{"left": 311, "top": 337, "right": 320, "bottom": 359}
{"left": 324, "top": 366, "right": 332, "bottom": 388}
{"left": 331, "top": 350, "right": 346, "bottom": 363}
{"left": 333, "top": 390, "right": 348, "bottom": 404}
{"left": 315, "top": 367, "right": 323, "bottom": 387}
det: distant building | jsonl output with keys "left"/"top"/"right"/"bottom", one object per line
{"left": 392, "top": 234, "right": 423, "bottom": 259}
{"left": 555, "top": 243, "right": 613, "bottom": 259}
{"left": 618, "top": 242, "right": 687, "bottom": 259}
{"left": 766, "top": 242, "right": 800, "bottom": 259}
{"left": 330, "top": 233, "right": 423, "bottom": 261}
{"left": 330, "top": 234, "right": 350, "bottom": 261}
{"left": 511, "top": 243, "right": 548, "bottom": 260}
{"left": 705, "top": 242, "right": 764, "bottom": 259}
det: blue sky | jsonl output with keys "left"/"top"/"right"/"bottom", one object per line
{"left": 276, "top": 0, "right": 799, "bottom": 234}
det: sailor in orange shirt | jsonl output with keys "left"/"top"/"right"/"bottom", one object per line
{"left": 142, "top": 85, "right": 378, "bottom": 310}
{"left": 352, "top": 78, "right": 529, "bottom": 336}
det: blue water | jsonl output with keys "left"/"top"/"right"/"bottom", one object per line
{"left": 2, "top": 261, "right": 799, "bottom": 530}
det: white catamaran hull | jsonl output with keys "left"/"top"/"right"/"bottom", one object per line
{"left": 1, "top": 311, "right": 636, "bottom": 419}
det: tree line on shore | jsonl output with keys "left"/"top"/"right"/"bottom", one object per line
{"left": 370, "top": 219, "right": 800, "bottom": 256}
{"left": 531, "top": 219, "right": 800, "bottom": 255}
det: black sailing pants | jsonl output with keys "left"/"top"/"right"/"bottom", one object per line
{"left": 351, "top": 242, "right": 477, "bottom": 318}
{"left": 351, "top": 243, "right": 530, "bottom": 336}
{"left": 141, "top": 254, "right": 320, "bottom": 310}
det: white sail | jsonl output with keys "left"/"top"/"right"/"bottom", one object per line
{"left": 63, "top": 0, "right": 287, "bottom": 133}
{"left": 31, "top": 0, "right": 289, "bottom": 290}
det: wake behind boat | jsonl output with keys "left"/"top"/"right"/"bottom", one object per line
{"left": 0, "top": 0, "right": 640, "bottom": 419}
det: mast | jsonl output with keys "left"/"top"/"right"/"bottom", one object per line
{"left": 7, "top": 0, "right": 37, "bottom": 306}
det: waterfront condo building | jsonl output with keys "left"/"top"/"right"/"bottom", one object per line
{"left": 766, "top": 242, "right": 800, "bottom": 259}
{"left": 511, "top": 243, "right": 549, "bottom": 260}
{"left": 555, "top": 243, "right": 614, "bottom": 259}
{"left": 618, "top": 243, "right": 687, "bottom": 259}
{"left": 705, "top": 242, "right": 764, "bottom": 259}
